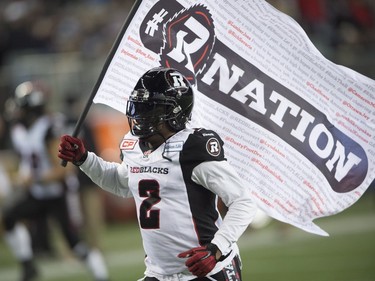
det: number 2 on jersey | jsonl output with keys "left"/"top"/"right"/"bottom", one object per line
{"left": 139, "top": 179, "right": 161, "bottom": 229}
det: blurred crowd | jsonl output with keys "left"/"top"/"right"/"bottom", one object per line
{"left": 0, "top": 0, "right": 134, "bottom": 65}
{"left": 0, "top": 0, "right": 135, "bottom": 147}
{"left": 0, "top": 0, "right": 135, "bottom": 134}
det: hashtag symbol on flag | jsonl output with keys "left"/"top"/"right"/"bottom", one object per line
{"left": 145, "top": 9, "right": 168, "bottom": 37}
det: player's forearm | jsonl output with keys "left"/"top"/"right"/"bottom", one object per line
{"left": 80, "top": 152, "right": 131, "bottom": 197}
{"left": 212, "top": 196, "right": 256, "bottom": 254}
{"left": 192, "top": 160, "right": 257, "bottom": 254}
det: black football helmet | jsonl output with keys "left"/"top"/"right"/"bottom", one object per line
{"left": 126, "top": 67, "right": 194, "bottom": 138}
{"left": 6, "top": 81, "right": 49, "bottom": 126}
{"left": 14, "top": 80, "right": 48, "bottom": 109}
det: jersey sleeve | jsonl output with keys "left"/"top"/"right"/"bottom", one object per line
{"left": 190, "top": 144, "right": 257, "bottom": 255}
{"left": 80, "top": 152, "right": 132, "bottom": 198}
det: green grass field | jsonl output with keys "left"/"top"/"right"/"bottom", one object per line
{"left": 1, "top": 192, "right": 374, "bottom": 281}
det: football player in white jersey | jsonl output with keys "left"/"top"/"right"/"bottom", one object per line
{"left": 58, "top": 67, "right": 257, "bottom": 281}
{"left": 2, "top": 81, "right": 109, "bottom": 281}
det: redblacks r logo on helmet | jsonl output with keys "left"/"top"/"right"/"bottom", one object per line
{"left": 170, "top": 72, "right": 186, "bottom": 88}
{"left": 120, "top": 139, "right": 138, "bottom": 150}
{"left": 206, "top": 138, "right": 221, "bottom": 157}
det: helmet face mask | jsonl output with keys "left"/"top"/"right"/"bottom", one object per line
{"left": 126, "top": 96, "right": 175, "bottom": 138}
{"left": 126, "top": 67, "right": 194, "bottom": 138}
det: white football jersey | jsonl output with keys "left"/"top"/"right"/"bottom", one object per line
{"left": 11, "top": 114, "right": 69, "bottom": 199}
{"left": 81, "top": 128, "right": 256, "bottom": 278}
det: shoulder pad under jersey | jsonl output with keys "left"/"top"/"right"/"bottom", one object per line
{"left": 181, "top": 128, "right": 226, "bottom": 163}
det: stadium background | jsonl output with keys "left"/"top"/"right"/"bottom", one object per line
{"left": 0, "top": 0, "right": 374, "bottom": 280}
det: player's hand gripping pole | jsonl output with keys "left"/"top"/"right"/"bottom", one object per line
{"left": 59, "top": 135, "right": 88, "bottom": 166}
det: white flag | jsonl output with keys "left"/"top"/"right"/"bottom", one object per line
{"left": 93, "top": 0, "right": 375, "bottom": 236}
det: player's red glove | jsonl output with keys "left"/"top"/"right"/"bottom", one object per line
{"left": 178, "top": 243, "right": 222, "bottom": 277}
{"left": 58, "top": 135, "right": 88, "bottom": 166}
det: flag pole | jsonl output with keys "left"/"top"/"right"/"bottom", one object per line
{"left": 61, "top": 0, "right": 143, "bottom": 166}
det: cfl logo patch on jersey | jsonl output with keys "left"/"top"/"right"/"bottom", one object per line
{"left": 206, "top": 137, "right": 221, "bottom": 157}
{"left": 120, "top": 139, "right": 138, "bottom": 150}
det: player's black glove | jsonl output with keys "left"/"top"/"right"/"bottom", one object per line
{"left": 58, "top": 135, "right": 88, "bottom": 166}
{"left": 178, "top": 243, "right": 222, "bottom": 277}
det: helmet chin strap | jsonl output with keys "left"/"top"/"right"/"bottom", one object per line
{"left": 137, "top": 122, "right": 174, "bottom": 161}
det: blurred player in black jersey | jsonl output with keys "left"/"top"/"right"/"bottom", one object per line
{"left": 2, "top": 80, "right": 109, "bottom": 281}
{"left": 58, "top": 67, "right": 257, "bottom": 281}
